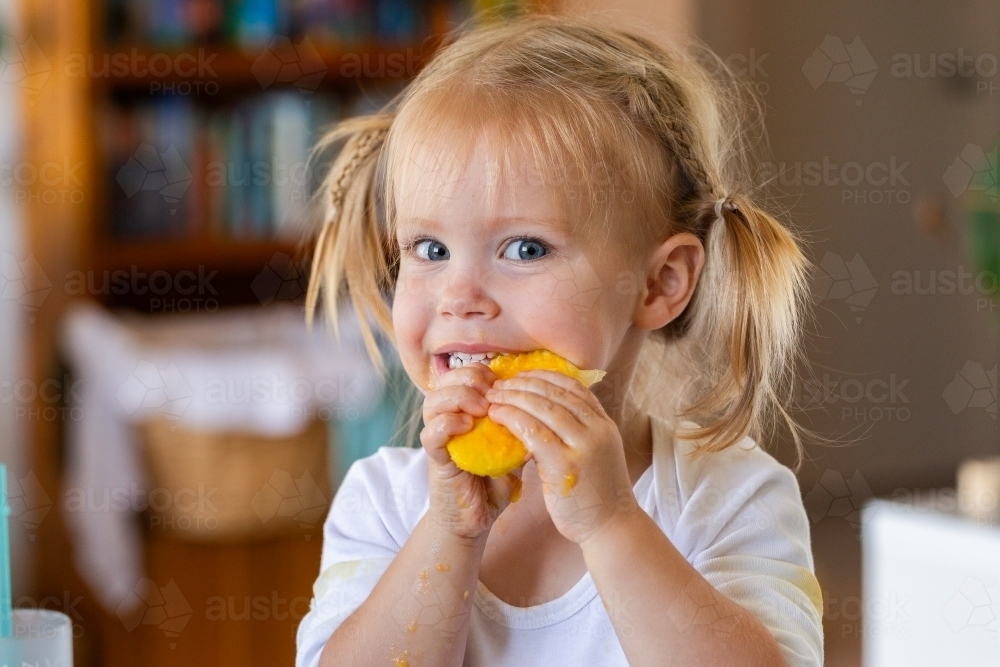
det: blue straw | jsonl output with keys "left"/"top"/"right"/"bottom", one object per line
{"left": 0, "top": 464, "right": 11, "bottom": 637}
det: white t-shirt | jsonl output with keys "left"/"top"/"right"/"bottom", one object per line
{"left": 296, "top": 415, "right": 825, "bottom": 667}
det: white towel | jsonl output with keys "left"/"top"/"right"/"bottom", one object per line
{"left": 59, "top": 299, "right": 385, "bottom": 613}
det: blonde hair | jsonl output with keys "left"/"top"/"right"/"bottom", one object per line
{"left": 305, "top": 11, "right": 813, "bottom": 467}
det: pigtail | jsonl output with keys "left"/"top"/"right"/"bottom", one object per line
{"left": 305, "top": 113, "right": 394, "bottom": 378}
{"left": 677, "top": 193, "right": 811, "bottom": 467}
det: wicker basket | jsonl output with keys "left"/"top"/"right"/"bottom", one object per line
{"left": 138, "top": 417, "right": 331, "bottom": 542}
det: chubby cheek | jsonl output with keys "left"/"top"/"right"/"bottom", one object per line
{"left": 391, "top": 277, "right": 434, "bottom": 391}
{"left": 512, "top": 260, "right": 611, "bottom": 370}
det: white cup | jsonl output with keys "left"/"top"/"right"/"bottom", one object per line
{"left": 957, "top": 456, "right": 1000, "bottom": 524}
{"left": 0, "top": 609, "right": 73, "bottom": 666}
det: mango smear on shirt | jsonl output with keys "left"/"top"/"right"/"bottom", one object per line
{"left": 446, "top": 350, "right": 605, "bottom": 477}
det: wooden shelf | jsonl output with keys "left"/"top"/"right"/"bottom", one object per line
{"left": 95, "top": 237, "right": 306, "bottom": 273}
{"left": 95, "top": 39, "right": 439, "bottom": 95}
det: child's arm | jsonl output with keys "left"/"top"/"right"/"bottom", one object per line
{"left": 313, "top": 362, "right": 519, "bottom": 667}
{"left": 319, "top": 513, "right": 488, "bottom": 667}
{"left": 487, "top": 369, "right": 821, "bottom": 667}
{"left": 580, "top": 508, "right": 789, "bottom": 667}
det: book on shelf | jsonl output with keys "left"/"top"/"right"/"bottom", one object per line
{"left": 105, "top": 90, "right": 347, "bottom": 243}
{"left": 97, "top": 0, "right": 497, "bottom": 253}
{"left": 104, "top": 0, "right": 474, "bottom": 48}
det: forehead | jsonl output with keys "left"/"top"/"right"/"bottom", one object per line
{"left": 392, "top": 135, "right": 568, "bottom": 233}
{"left": 383, "top": 85, "right": 617, "bottom": 240}
{"left": 382, "top": 82, "right": 658, "bottom": 252}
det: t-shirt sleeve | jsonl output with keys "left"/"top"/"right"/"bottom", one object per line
{"left": 295, "top": 447, "right": 427, "bottom": 667}
{"left": 677, "top": 445, "right": 824, "bottom": 667}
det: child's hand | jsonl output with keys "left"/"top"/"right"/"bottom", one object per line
{"left": 485, "top": 370, "right": 637, "bottom": 545}
{"left": 421, "top": 362, "right": 523, "bottom": 542}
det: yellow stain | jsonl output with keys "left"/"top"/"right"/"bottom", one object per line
{"left": 416, "top": 569, "right": 429, "bottom": 593}
{"left": 435, "top": 562, "right": 450, "bottom": 572}
{"left": 562, "top": 472, "right": 577, "bottom": 496}
{"left": 508, "top": 475, "right": 522, "bottom": 503}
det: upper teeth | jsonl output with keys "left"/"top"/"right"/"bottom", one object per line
{"left": 448, "top": 351, "right": 499, "bottom": 369}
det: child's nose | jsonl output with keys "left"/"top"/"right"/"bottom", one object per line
{"left": 437, "top": 271, "right": 499, "bottom": 319}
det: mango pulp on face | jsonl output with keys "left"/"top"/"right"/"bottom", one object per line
{"left": 445, "top": 350, "right": 606, "bottom": 477}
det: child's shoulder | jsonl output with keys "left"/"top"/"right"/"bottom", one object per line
{"left": 649, "top": 416, "right": 812, "bottom": 566}
{"left": 653, "top": 415, "right": 801, "bottom": 509}
{"left": 345, "top": 444, "right": 428, "bottom": 483}
{"left": 335, "top": 445, "right": 429, "bottom": 531}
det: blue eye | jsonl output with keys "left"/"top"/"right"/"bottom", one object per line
{"left": 504, "top": 238, "right": 547, "bottom": 261}
{"left": 414, "top": 239, "right": 449, "bottom": 261}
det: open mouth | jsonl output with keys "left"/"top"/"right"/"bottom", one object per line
{"left": 434, "top": 351, "right": 502, "bottom": 374}
{"left": 447, "top": 351, "right": 499, "bottom": 369}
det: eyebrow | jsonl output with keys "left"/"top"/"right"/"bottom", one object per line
{"left": 396, "top": 216, "right": 568, "bottom": 233}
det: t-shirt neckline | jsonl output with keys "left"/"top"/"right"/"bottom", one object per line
{"left": 472, "top": 416, "right": 665, "bottom": 629}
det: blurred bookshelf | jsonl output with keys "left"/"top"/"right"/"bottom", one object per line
{"left": 86, "top": 0, "right": 505, "bottom": 309}
{"left": 14, "top": 2, "right": 551, "bottom": 666}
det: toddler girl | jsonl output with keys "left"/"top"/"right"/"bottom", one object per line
{"left": 296, "top": 12, "right": 823, "bottom": 667}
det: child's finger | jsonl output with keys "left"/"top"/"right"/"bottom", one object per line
{"left": 518, "top": 369, "right": 606, "bottom": 417}
{"left": 436, "top": 361, "right": 497, "bottom": 395}
{"left": 487, "top": 403, "right": 567, "bottom": 466}
{"left": 420, "top": 412, "right": 474, "bottom": 466}
{"left": 486, "top": 384, "right": 589, "bottom": 449}
{"left": 422, "top": 384, "right": 490, "bottom": 424}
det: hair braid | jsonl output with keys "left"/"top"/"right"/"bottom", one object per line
{"left": 306, "top": 113, "right": 394, "bottom": 376}
{"left": 329, "top": 124, "right": 391, "bottom": 213}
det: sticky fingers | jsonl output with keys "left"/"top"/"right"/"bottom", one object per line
{"left": 420, "top": 412, "right": 475, "bottom": 466}
{"left": 422, "top": 386, "right": 490, "bottom": 424}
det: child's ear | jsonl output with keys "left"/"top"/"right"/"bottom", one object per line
{"left": 634, "top": 232, "right": 706, "bottom": 331}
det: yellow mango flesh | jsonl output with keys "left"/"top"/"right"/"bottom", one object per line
{"left": 445, "top": 350, "right": 606, "bottom": 477}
